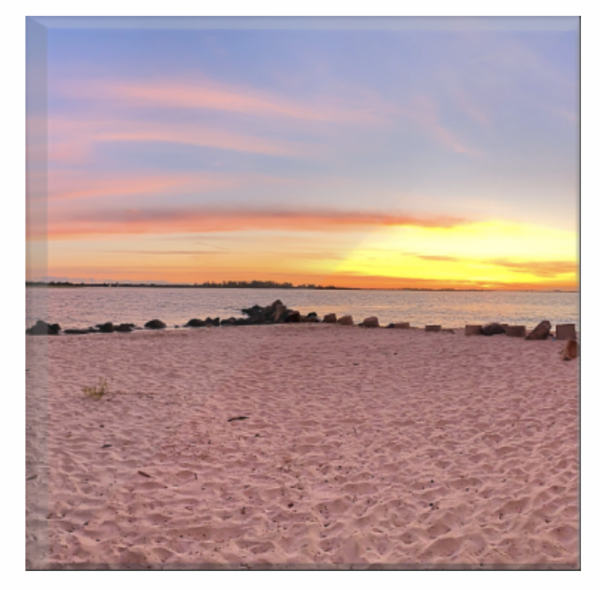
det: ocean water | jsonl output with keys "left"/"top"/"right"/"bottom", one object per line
{"left": 26, "top": 287, "right": 579, "bottom": 332}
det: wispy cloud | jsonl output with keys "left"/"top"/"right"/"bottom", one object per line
{"left": 48, "top": 170, "right": 252, "bottom": 201}
{"left": 405, "top": 95, "right": 481, "bottom": 156}
{"left": 57, "top": 76, "right": 384, "bottom": 126}
{"left": 488, "top": 258, "right": 578, "bottom": 278}
{"left": 44, "top": 207, "right": 468, "bottom": 239}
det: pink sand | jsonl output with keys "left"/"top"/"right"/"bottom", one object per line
{"left": 26, "top": 324, "right": 579, "bottom": 568}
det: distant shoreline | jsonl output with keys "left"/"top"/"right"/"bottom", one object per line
{"left": 25, "top": 282, "right": 578, "bottom": 293}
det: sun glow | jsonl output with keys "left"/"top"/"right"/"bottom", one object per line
{"left": 334, "top": 220, "right": 578, "bottom": 288}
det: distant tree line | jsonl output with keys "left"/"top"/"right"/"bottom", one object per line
{"left": 25, "top": 280, "right": 348, "bottom": 289}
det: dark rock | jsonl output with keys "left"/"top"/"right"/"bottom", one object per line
{"left": 64, "top": 329, "right": 89, "bottom": 335}
{"left": 465, "top": 325, "right": 482, "bottom": 336}
{"left": 204, "top": 317, "right": 220, "bottom": 327}
{"left": 338, "top": 315, "right": 353, "bottom": 326}
{"left": 185, "top": 318, "right": 206, "bottom": 327}
{"left": 425, "top": 325, "right": 441, "bottom": 332}
{"left": 26, "top": 320, "right": 61, "bottom": 335}
{"left": 273, "top": 303, "right": 288, "bottom": 323}
{"left": 220, "top": 317, "right": 237, "bottom": 326}
{"left": 114, "top": 323, "right": 133, "bottom": 332}
{"left": 481, "top": 322, "right": 506, "bottom": 336}
{"left": 556, "top": 324, "right": 577, "bottom": 341}
{"left": 96, "top": 322, "right": 114, "bottom": 333}
{"left": 323, "top": 313, "right": 337, "bottom": 323}
{"left": 87, "top": 327, "right": 100, "bottom": 333}
{"left": 363, "top": 317, "right": 379, "bottom": 328}
{"left": 525, "top": 320, "right": 551, "bottom": 341}
{"left": 242, "top": 300, "right": 286, "bottom": 324}
{"left": 233, "top": 318, "right": 250, "bottom": 326}
{"left": 144, "top": 319, "right": 166, "bottom": 330}
{"left": 307, "top": 312, "right": 318, "bottom": 318}
{"left": 301, "top": 315, "right": 319, "bottom": 323}
{"left": 285, "top": 310, "right": 301, "bottom": 323}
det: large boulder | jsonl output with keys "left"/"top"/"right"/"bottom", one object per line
{"left": 556, "top": 324, "right": 577, "bottom": 341}
{"left": 338, "top": 315, "right": 353, "bottom": 326}
{"left": 274, "top": 304, "right": 288, "bottom": 323}
{"left": 525, "top": 320, "right": 551, "bottom": 340}
{"left": 285, "top": 310, "right": 301, "bottom": 323}
{"left": 242, "top": 300, "right": 283, "bottom": 324}
{"left": 323, "top": 313, "right": 337, "bottom": 323}
{"left": 481, "top": 322, "right": 506, "bottom": 336}
{"left": 26, "top": 320, "right": 60, "bottom": 335}
{"left": 362, "top": 317, "right": 379, "bottom": 328}
{"left": 185, "top": 318, "right": 206, "bottom": 327}
{"left": 464, "top": 325, "right": 482, "bottom": 336}
{"left": 301, "top": 315, "right": 319, "bottom": 323}
{"left": 144, "top": 319, "right": 166, "bottom": 330}
{"left": 97, "top": 322, "right": 114, "bottom": 333}
{"left": 560, "top": 339, "right": 579, "bottom": 360}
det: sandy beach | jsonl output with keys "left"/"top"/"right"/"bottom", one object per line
{"left": 25, "top": 324, "right": 579, "bottom": 569}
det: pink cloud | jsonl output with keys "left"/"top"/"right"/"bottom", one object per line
{"left": 403, "top": 95, "right": 481, "bottom": 157}
{"left": 47, "top": 170, "right": 278, "bottom": 201}
{"left": 57, "top": 76, "right": 383, "bottom": 126}
{"left": 47, "top": 116, "right": 312, "bottom": 164}
{"left": 43, "top": 206, "right": 467, "bottom": 240}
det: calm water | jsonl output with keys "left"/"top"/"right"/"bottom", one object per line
{"left": 26, "top": 287, "right": 579, "bottom": 332}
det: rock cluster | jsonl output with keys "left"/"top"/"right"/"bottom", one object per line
{"left": 26, "top": 320, "right": 61, "bottom": 335}
{"left": 240, "top": 300, "right": 304, "bottom": 324}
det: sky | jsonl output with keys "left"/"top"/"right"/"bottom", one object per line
{"left": 27, "top": 16, "right": 580, "bottom": 289}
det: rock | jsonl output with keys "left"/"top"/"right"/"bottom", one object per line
{"left": 338, "top": 315, "right": 353, "bottom": 326}
{"left": 26, "top": 320, "right": 61, "bottom": 335}
{"left": 87, "top": 327, "right": 100, "bottom": 333}
{"left": 114, "top": 323, "right": 133, "bottom": 332}
{"left": 481, "top": 322, "right": 506, "bottom": 336}
{"left": 220, "top": 317, "right": 237, "bottom": 326}
{"left": 301, "top": 315, "right": 319, "bottom": 323}
{"left": 95, "top": 322, "right": 114, "bottom": 333}
{"left": 307, "top": 312, "right": 318, "bottom": 318}
{"left": 63, "top": 329, "right": 89, "bottom": 335}
{"left": 285, "top": 310, "right": 301, "bottom": 323}
{"left": 362, "top": 317, "right": 379, "bottom": 328}
{"left": 242, "top": 300, "right": 283, "bottom": 324}
{"left": 525, "top": 320, "right": 551, "bottom": 340}
{"left": 556, "top": 324, "right": 577, "bottom": 341}
{"left": 425, "top": 325, "right": 441, "bottom": 332}
{"left": 234, "top": 318, "right": 250, "bottom": 326}
{"left": 274, "top": 304, "right": 288, "bottom": 323}
{"left": 144, "top": 319, "right": 166, "bottom": 330}
{"left": 506, "top": 325, "right": 526, "bottom": 337}
{"left": 323, "top": 313, "right": 337, "bottom": 323}
{"left": 391, "top": 322, "right": 410, "bottom": 329}
{"left": 560, "top": 339, "right": 578, "bottom": 360}
{"left": 204, "top": 317, "right": 220, "bottom": 327}
{"left": 464, "top": 325, "right": 482, "bottom": 336}
{"left": 185, "top": 318, "right": 206, "bottom": 327}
